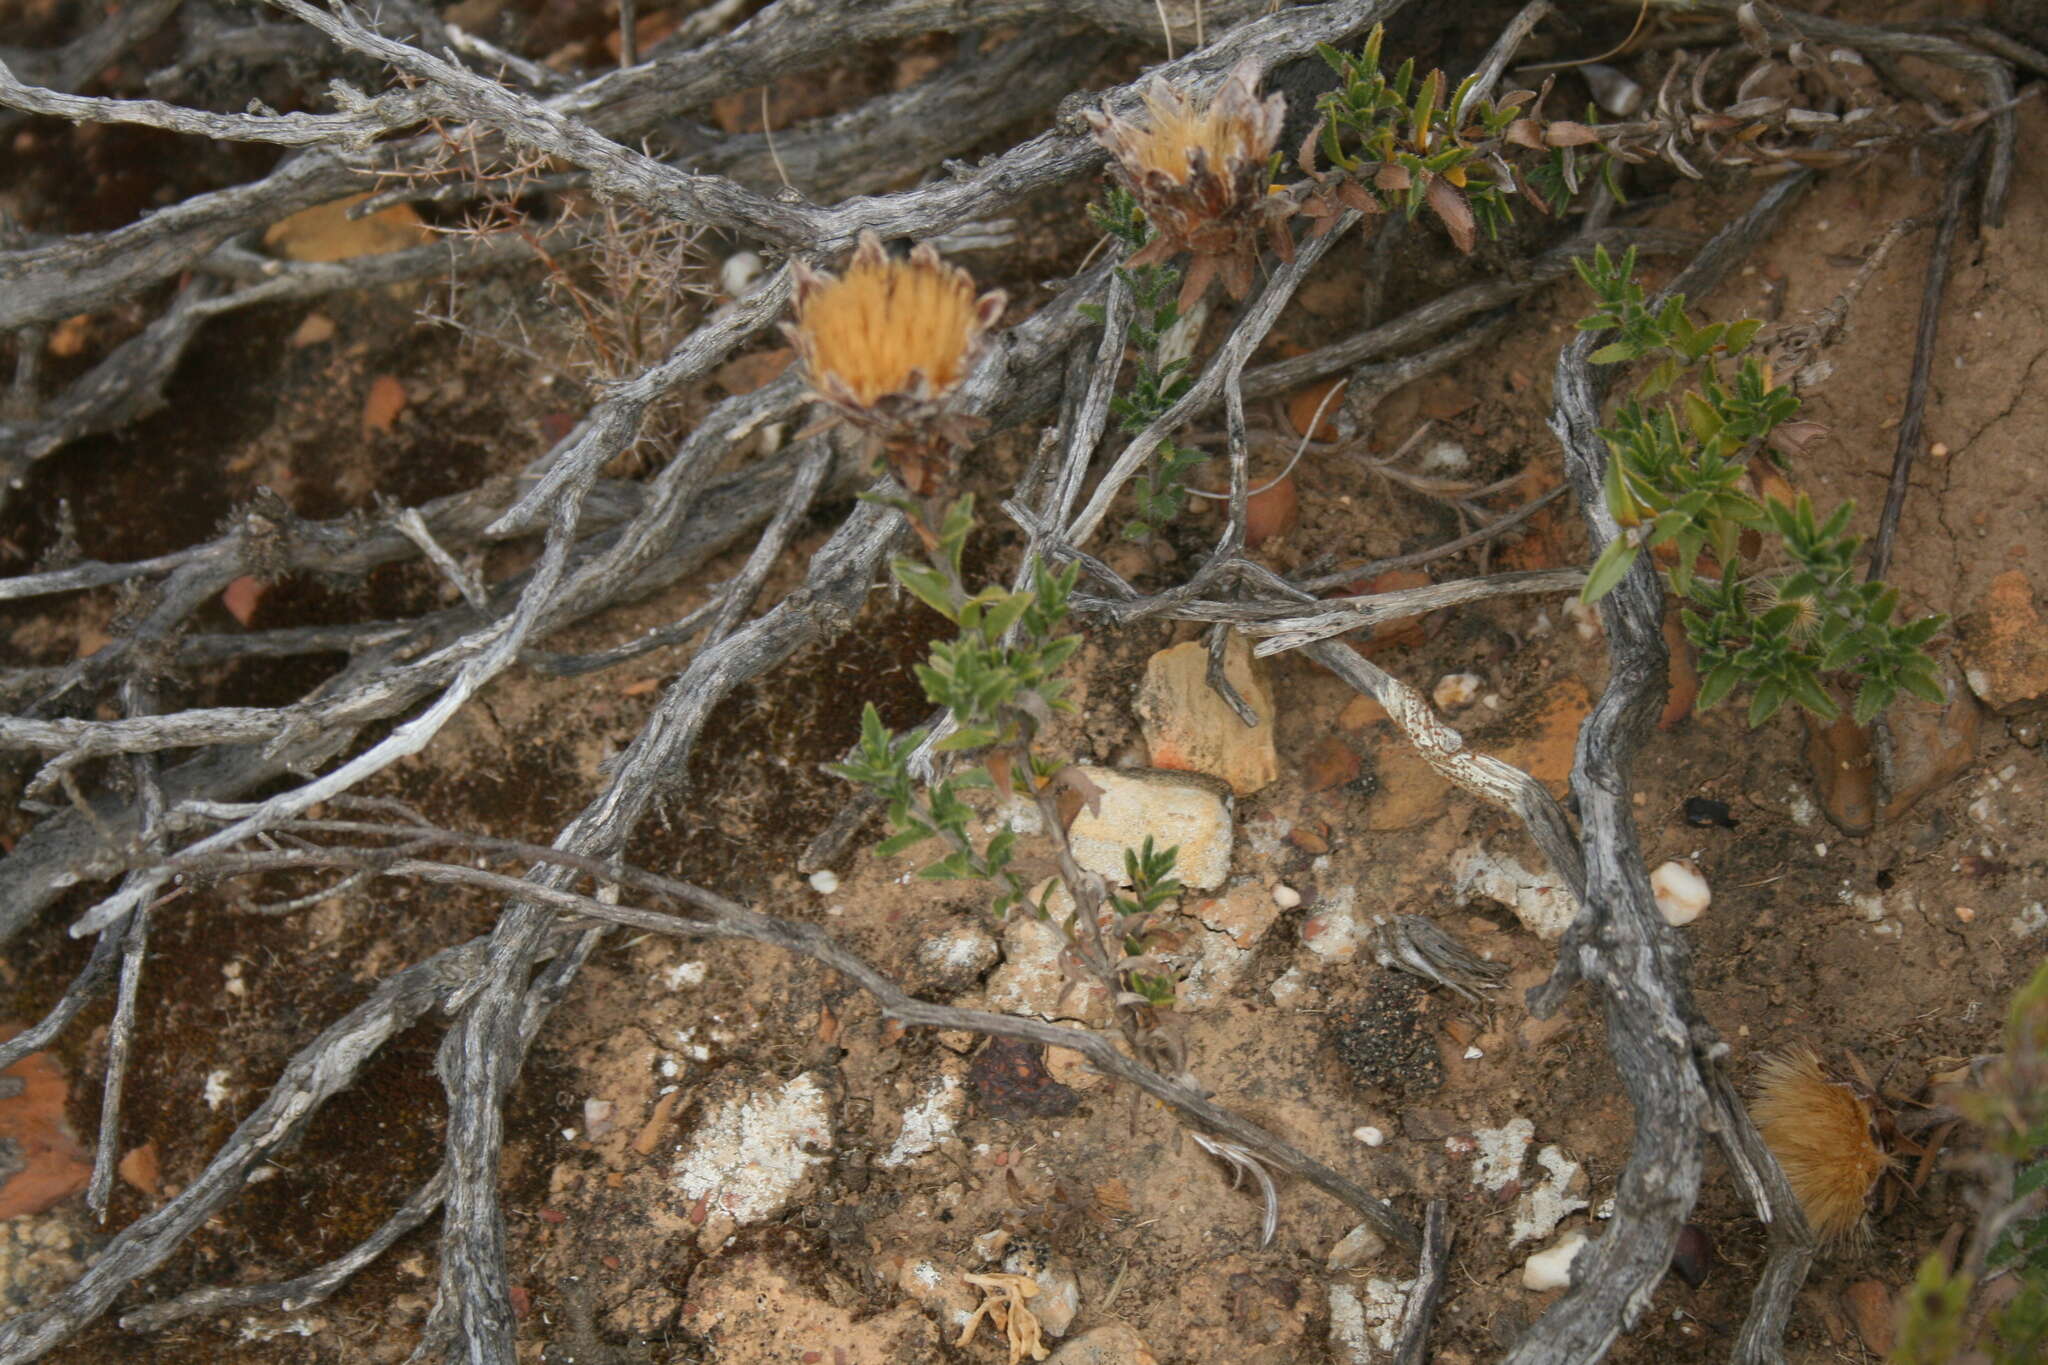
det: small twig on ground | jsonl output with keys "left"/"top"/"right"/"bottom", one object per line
{"left": 1391, "top": 1199, "right": 1451, "bottom": 1365}
{"left": 1868, "top": 128, "right": 1986, "bottom": 583}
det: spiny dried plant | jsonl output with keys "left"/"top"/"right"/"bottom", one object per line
{"left": 1086, "top": 57, "right": 1290, "bottom": 308}
{"left": 1751, "top": 1047, "right": 1895, "bottom": 1243}
{"left": 785, "top": 230, "right": 1006, "bottom": 494}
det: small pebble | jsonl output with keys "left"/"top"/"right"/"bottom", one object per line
{"left": 1954, "top": 905, "right": 1976, "bottom": 923}
{"left": 1353, "top": 1125, "right": 1385, "bottom": 1147}
{"left": 1272, "top": 883, "right": 1302, "bottom": 910}
{"left": 1433, "top": 673, "right": 1482, "bottom": 710}
{"left": 809, "top": 869, "right": 840, "bottom": 894}
{"left": 720, "top": 250, "right": 764, "bottom": 297}
{"left": 1523, "top": 1232, "right": 1588, "bottom": 1291}
{"left": 1463, "top": 1046, "right": 1484, "bottom": 1061}
{"left": 1651, "top": 860, "right": 1710, "bottom": 926}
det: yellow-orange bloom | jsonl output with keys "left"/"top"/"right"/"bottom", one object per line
{"left": 786, "top": 231, "right": 1006, "bottom": 421}
{"left": 1087, "top": 59, "right": 1288, "bottom": 305}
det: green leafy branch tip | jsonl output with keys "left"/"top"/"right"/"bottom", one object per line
{"left": 1574, "top": 246, "right": 1945, "bottom": 727}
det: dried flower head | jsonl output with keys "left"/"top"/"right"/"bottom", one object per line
{"left": 1750, "top": 1047, "right": 1894, "bottom": 1243}
{"left": 785, "top": 231, "right": 1006, "bottom": 491}
{"left": 1087, "top": 58, "right": 1289, "bottom": 307}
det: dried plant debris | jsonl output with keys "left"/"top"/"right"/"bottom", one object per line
{"left": 970, "top": 1036, "right": 1081, "bottom": 1123}
{"left": 957, "top": 1271, "right": 1049, "bottom": 1365}
{"left": 1370, "top": 913, "right": 1510, "bottom": 1003}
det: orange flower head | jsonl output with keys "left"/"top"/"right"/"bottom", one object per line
{"left": 1750, "top": 1048, "right": 1894, "bottom": 1243}
{"left": 1086, "top": 58, "right": 1288, "bottom": 305}
{"left": 786, "top": 231, "right": 1006, "bottom": 426}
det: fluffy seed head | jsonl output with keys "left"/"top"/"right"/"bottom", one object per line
{"left": 1750, "top": 1048, "right": 1893, "bottom": 1243}
{"left": 786, "top": 231, "right": 1006, "bottom": 422}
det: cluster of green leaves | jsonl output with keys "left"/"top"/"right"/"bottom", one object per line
{"left": 1312, "top": 24, "right": 1612, "bottom": 248}
{"left": 1575, "top": 245, "right": 1945, "bottom": 727}
{"left": 830, "top": 498, "right": 1187, "bottom": 1016}
{"left": 1111, "top": 838, "right": 1184, "bottom": 1005}
{"left": 1085, "top": 188, "right": 1208, "bottom": 540}
{"left": 1891, "top": 960, "right": 2048, "bottom": 1365}
{"left": 832, "top": 496, "right": 1080, "bottom": 917}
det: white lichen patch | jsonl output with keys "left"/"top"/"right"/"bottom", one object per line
{"left": 1329, "top": 1278, "right": 1411, "bottom": 1363}
{"left": 672, "top": 1072, "right": 833, "bottom": 1224}
{"left": 1453, "top": 846, "right": 1577, "bottom": 940}
{"left": 1470, "top": 1117, "right": 1534, "bottom": 1192}
{"left": 661, "top": 960, "right": 707, "bottom": 989}
{"left": 1511, "top": 1145, "right": 1589, "bottom": 1245}
{"left": 880, "top": 1075, "right": 964, "bottom": 1168}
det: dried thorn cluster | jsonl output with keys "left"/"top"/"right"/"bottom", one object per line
{"left": 1087, "top": 58, "right": 1292, "bottom": 308}
{"left": 1750, "top": 1047, "right": 1894, "bottom": 1243}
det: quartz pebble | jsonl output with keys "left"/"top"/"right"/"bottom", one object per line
{"left": 1271, "top": 883, "right": 1302, "bottom": 909}
{"left": 1650, "top": 859, "right": 1710, "bottom": 926}
{"left": 809, "top": 869, "right": 840, "bottom": 894}
{"left": 1522, "top": 1231, "right": 1588, "bottom": 1291}
{"left": 1432, "top": 673, "right": 1482, "bottom": 710}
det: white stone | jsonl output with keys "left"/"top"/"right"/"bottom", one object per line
{"left": 1353, "top": 1125, "right": 1386, "bottom": 1147}
{"left": 1327, "top": 1222, "right": 1388, "bottom": 1271}
{"left": 1272, "top": 883, "right": 1302, "bottom": 910}
{"left": 1066, "top": 766, "right": 1234, "bottom": 890}
{"left": 1005, "top": 1245, "right": 1082, "bottom": 1338}
{"left": 1650, "top": 860, "right": 1710, "bottom": 926}
{"left": 1511, "top": 1145, "right": 1589, "bottom": 1245}
{"left": 1432, "top": 673, "right": 1483, "bottom": 710}
{"left": 720, "top": 250, "right": 764, "bottom": 297}
{"left": 986, "top": 908, "right": 1108, "bottom": 1022}
{"left": 1564, "top": 598, "right": 1602, "bottom": 641}
{"left": 662, "top": 960, "right": 707, "bottom": 989}
{"left": 1303, "top": 886, "right": 1365, "bottom": 961}
{"left": 1269, "top": 966, "right": 1320, "bottom": 1008}
{"left": 808, "top": 869, "right": 840, "bottom": 894}
{"left": 672, "top": 1072, "right": 833, "bottom": 1224}
{"left": 204, "top": 1069, "right": 232, "bottom": 1110}
{"left": 1453, "top": 846, "right": 1578, "bottom": 940}
{"left": 1471, "top": 1117, "right": 1534, "bottom": 1192}
{"left": 1522, "top": 1231, "right": 1588, "bottom": 1291}
{"left": 2012, "top": 902, "right": 2048, "bottom": 939}
{"left": 880, "top": 1075, "right": 963, "bottom": 1167}
{"left": 916, "top": 924, "right": 1000, "bottom": 991}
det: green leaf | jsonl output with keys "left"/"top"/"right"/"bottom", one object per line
{"left": 1589, "top": 340, "right": 1640, "bottom": 366}
{"left": 1696, "top": 661, "right": 1744, "bottom": 711}
{"left": 876, "top": 825, "right": 935, "bottom": 857}
{"left": 934, "top": 724, "right": 1000, "bottom": 752}
{"left": 1581, "top": 535, "right": 1640, "bottom": 603}
{"left": 892, "top": 560, "right": 960, "bottom": 621}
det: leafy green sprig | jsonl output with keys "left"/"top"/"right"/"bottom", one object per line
{"left": 1308, "top": 24, "right": 1614, "bottom": 250}
{"left": 830, "top": 496, "right": 1187, "bottom": 1012}
{"left": 1575, "top": 244, "right": 1945, "bottom": 727}
{"left": 1083, "top": 189, "right": 1210, "bottom": 541}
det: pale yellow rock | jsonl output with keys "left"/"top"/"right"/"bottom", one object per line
{"left": 1066, "top": 767, "right": 1233, "bottom": 889}
{"left": 1136, "top": 637, "right": 1278, "bottom": 795}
